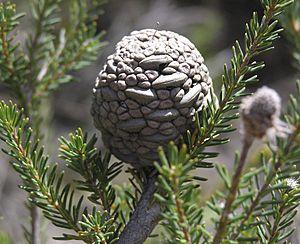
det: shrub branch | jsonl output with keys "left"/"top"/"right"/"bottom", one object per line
{"left": 117, "top": 171, "right": 161, "bottom": 244}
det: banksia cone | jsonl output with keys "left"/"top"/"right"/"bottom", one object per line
{"left": 92, "top": 29, "right": 213, "bottom": 167}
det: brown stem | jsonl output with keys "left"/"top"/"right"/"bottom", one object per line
{"left": 175, "top": 197, "right": 190, "bottom": 243}
{"left": 268, "top": 200, "right": 286, "bottom": 243}
{"left": 212, "top": 137, "right": 253, "bottom": 244}
{"left": 172, "top": 174, "right": 190, "bottom": 243}
{"left": 117, "top": 171, "right": 161, "bottom": 244}
{"left": 230, "top": 125, "right": 300, "bottom": 240}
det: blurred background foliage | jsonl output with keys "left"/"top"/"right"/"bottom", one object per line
{"left": 0, "top": 0, "right": 298, "bottom": 243}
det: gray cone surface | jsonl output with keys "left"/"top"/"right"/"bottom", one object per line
{"left": 92, "top": 29, "right": 212, "bottom": 167}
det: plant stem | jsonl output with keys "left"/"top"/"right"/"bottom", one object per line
{"left": 22, "top": 101, "right": 42, "bottom": 244}
{"left": 25, "top": 2, "right": 58, "bottom": 240}
{"left": 268, "top": 199, "right": 286, "bottom": 243}
{"left": 0, "top": 23, "right": 28, "bottom": 114}
{"left": 27, "top": 0, "right": 49, "bottom": 86}
{"left": 230, "top": 124, "right": 300, "bottom": 240}
{"left": 230, "top": 162, "right": 280, "bottom": 240}
{"left": 172, "top": 170, "right": 190, "bottom": 243}
{"left": 8, "top": 129, "right": 86, "bottom": 238}
{"left": 175, "top": 196, "right": 190, "bottom": 243}
{"left": 212, "top": 137, "right": 253, "bottom": 244}
{"left": 117, "top": 170, "right": 161, "bottom": 244}
{"left": 190, "top": 1, "right": 278, "bottom": 159}
{"left": 30, "top": 202, "right": 40, "bottom": 244}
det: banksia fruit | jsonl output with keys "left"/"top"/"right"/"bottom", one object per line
{"left": 92, "top": 29, "right": 213, "bottom": 167}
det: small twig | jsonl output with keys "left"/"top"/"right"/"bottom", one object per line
{"left": 212, "top": 137, "right": 253, "bottom": 244}
{"left": 34, "top": 41, "right": 95, "bottom": 98}
{"left": 27, "top": 0, "right": 49, "bottom": 86}
{"left": 117, "top": 169, "right": 161, "bottom": 244}
{"left": 284, "top": 124, "right": 300, "bottom": 154}
{"left": 230, "top": 124, "right": 300, "bottom": 240}
{"left": 268, "top": 197, "right": 287, "bottom": 242}
{"left": 171, "top": 167, "right": 190, "bottom": 243}
{"left": 174, "top": 190, "right": 190, "bottom": 243}
{"left": 10, "top": 130, "right": 80, "bottom": 233}
{"left": 0, "top": 24, "right": 28, "bottom": 114}
{"left": 30, "top": 203, "right": 40, "bottom": 244}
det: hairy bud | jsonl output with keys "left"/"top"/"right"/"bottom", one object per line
{"left": 240, "top": 86, "right": 291, "bottom": 147}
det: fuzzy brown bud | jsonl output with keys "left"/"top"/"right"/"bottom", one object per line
{"left": 240, "top": 86, "right": 291, "bottom": 146}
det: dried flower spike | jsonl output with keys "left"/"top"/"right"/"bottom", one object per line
{"left": 91, "top": 29, "right": 213, "bottom": 167}
{"left": 240, "top": 86, "right": 291, "bottom": 146}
